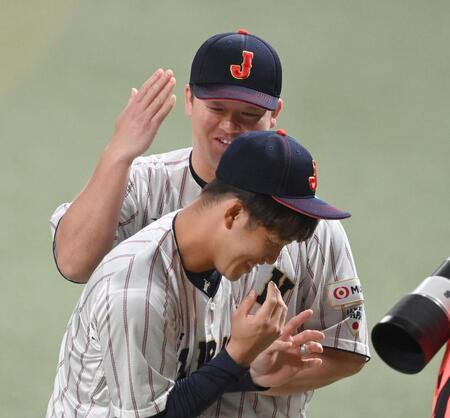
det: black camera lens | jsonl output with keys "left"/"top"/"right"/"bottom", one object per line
{"left": 371, "top": 258, "right": 450, "bottom": 374}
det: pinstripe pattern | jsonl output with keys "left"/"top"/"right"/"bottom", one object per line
{"left": 74, "top": 326, "right": 93, "bottom": 418}
{"left": 159, "top": 256, "right": 173, "bottom": 375}
{"left": 205, "top": 221, "right": 370, "bottom": 418}
{"left": 141, "top": 167, "right": 152, "bottom": 228}
{"left": 47, "top": 212, "right": 235, "bottom": 418}
{"left": 105, "top": 275, "right": 123, "bottom": 412}
{"left": 119, "top": 211, "right": 139, "bottom": 227}
{"left": 271, "top": 397, "right": 278, "bottom": 418}
{"left": 177, "top": 166, "right": 189, "bottom": 209}
{"left": 49, "top": 148, "right": 369, "bottom": 417}
{"left": 122, "top": 257, "right": 140, "bottom": 417}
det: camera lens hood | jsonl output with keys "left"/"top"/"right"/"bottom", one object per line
{"left": 372, "top": 258, "right": 450, "bottom": 374}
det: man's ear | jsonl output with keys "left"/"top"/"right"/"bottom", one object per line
{"left": 224, "top": 201, "right": 243, "bottom": 230}
{"left": 184, "top": 84, "right": 194, "bottom": 116}
{"left": 270, "top": 98, "right": 283, "bottom": 128}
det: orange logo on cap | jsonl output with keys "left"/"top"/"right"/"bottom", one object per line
{"left": 309, "top": 160, "right": 318, "bottom": 192}
{"left": 230, "top": 51, "right": 254, "bottom": 79}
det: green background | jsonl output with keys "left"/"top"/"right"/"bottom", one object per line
{"left": 1, "top": 1, "right": 449, "bottom": 417}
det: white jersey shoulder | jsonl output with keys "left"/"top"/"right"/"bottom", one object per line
{"left": 49, "top": 147, "right": 202, "bottom": 247}
{"left": 118, "top": 147, "right": 200, "bottom": 240}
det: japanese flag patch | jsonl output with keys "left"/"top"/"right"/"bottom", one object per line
{"left": 326, "top": 278, "right": 364, "bottom": 309}
{"left": 345, "top": 305, "right": 364, "bottom": 336}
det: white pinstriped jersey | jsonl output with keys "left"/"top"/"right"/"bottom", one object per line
{"left": 51, "top": 148, "right": 202, "bottom": 251}
{"left": 46, "top": 211, "right": 236, "bottom": 418}
{"left": 50, "top": 147, "right": 370, "bottom": 417}
{"left": 203, "top": 220, "right": 368, "bottom": 418}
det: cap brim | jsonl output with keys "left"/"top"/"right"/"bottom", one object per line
{"left": 191, "top": 84, "right": 279, "bottom": 111}
{"left": 272, "top": 196, "right": 351, "bottom": 220}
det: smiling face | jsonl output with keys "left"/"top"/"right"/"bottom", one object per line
{"left": 184, "top": 85, "right": 282, "bottom": 182}
{"left": 212, "top": 202, "right": 289, "bottom": 280}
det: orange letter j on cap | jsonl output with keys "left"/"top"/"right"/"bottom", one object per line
{"left": 230, "top": 51, "right": 254, "bottom": 79}
{"left": 309, "top": 160, "right": 318, "bottom": 192}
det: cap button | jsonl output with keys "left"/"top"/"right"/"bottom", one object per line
{"left": 238, "top": 29, "right": 250, "bottom": 35}
{"left": 276, "top": 129, "right": 287, "bottom": 136}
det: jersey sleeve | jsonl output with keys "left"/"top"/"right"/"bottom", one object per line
{"left": 49, "top": 156, "right": 177, "bottom": 271}
{"left": 50, "top": 202, "right": 71, "bottom": 244}
{"left": 296, "top": 220, "right": 370, "bottom": 359}
{"left": 116, "top": 159, "right": 161, "bottom": 244}
{"left": 50, "top": 203, "right": 71, "bottom": 277}
{"left": 116, "top": 157, "right": 181, "bottom": 245}
{"left": 95, "top": 264, "right": 179, "bottom": 417}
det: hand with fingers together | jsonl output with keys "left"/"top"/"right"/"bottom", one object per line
{"left": 107, "top": 68, "right": 177, "bottom": 164}
{"left": 249, "top": 308, "right": 325, "bottom": 389}
{"left": 226, "top": 281, "right": 288, "bottom": 368}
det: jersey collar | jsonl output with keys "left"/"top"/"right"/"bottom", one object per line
{"left": 189, "top": 152, "right": 208, "bottom": 189}
{"left": 184, "top": 268, "right": 222, "bottom": 298}
{"left": 172, "top": 213, "right": 222, "bottom": 298}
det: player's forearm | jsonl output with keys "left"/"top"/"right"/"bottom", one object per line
{"left": 55, "top": 145, "right": 132, "bottom": 283}
{"left": 263, "top": 349, "right": 366, "bottom": 396}
{"left": 151, "top": 349, "right": 248, "bottom": 418}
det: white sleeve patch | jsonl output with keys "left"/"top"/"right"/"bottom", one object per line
{"left": 326, "top": 278, "right": 364, "bottom": 308}
{"left": 345, "top": 305, "right": 364, "bottom": 336}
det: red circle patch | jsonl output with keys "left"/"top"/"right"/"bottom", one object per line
{"left": 333, "top": 286, "right": 350, "bottom": 300}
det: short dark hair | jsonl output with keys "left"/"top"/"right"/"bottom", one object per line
{"left": 201, "top": 179, "right": 319, "bottom": 243}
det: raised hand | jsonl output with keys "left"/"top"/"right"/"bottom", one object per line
{"left": 107, "top": 68, "right": 177, "bottom": 164}
{"left": 226, "top": 282, "right": 288, "bottom": 368}
{"left": 249, "top": 309, "right": 325, "bottom": 388}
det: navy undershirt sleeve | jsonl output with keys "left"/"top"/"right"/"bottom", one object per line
{"left": 150, "top": 349, "right": 267, "bottom": 418}
{"left": 226, "top": 370, "right": 269, "bottom": 393}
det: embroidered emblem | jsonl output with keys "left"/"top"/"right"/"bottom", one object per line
{"left": 309, "top": 160, "right": 318, "bottom": 192}
{"left": 230, "top": 51, "right": 254, "bottom": 79}
{"left": 345, "top": 305, "right": 363, "bottom": 336}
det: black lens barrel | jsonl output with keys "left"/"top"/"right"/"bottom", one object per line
{"left": 371, "top": 258, "right": 450, "bottom": 374}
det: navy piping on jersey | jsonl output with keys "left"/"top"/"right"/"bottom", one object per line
{"left": 52, "top": 217, "right": 79, "bottom": 283}
{"left": 184, "top": 268, "right": 222, "bottom": 298}
{"left": 172, "top": 213, "right": 221, "bottom": 298}
{"left": 189, "top": 152, "right": 208, "bottom": 189}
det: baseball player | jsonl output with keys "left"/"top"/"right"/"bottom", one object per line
{"left": 50, "top": 30, "right": 370, "bottom": 417}
{"left": 46, "top": 130, "right": 352, "bottom": 418}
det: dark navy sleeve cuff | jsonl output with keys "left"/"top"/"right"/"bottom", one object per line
{"left": 153, "top": 349, "right": 248, "bottom": 418}
{"left": 226, "top": 370, "right": 270, "bottom": 393}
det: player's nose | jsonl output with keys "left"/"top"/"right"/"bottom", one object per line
{"left": 218, "top": 113, "right": 241, "bottom": 133}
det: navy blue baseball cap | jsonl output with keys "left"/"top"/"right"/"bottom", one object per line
{"left": 216, "top": 130, "right": 351, "bottom": 220}
{"left": 189, "top": 29, "right": 282, "bottom": 111}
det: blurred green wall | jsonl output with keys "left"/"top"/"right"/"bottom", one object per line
{"left": 1, "top": 1, "right": 449, "bottom": 417}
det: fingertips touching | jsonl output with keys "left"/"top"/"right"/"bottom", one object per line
{"left": 305, "top": 358, "right": 323, "bottom": 368}
{"left": 303, "top": 341, "right": 324, "bottom": 354}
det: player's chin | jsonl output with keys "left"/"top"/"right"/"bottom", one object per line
{"left": 227, "top": 264, "right": 253, "bottom": 281}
